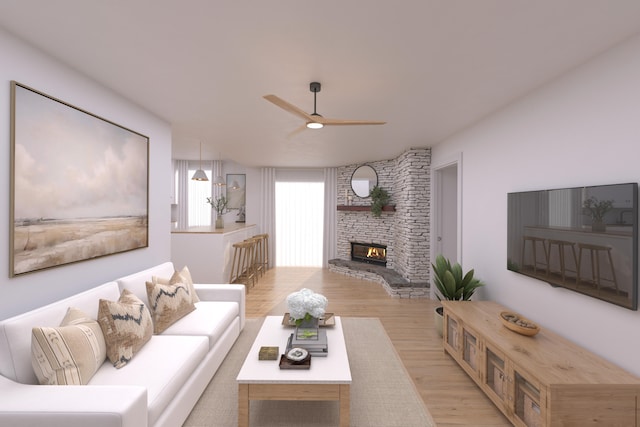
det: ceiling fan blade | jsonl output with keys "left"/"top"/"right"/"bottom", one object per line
{"left": 320, "top": 118, "right": 386, "bottom": 126}
{"left": 263, "top": 94, "right": 314, "bottom": 122}
{"left": 287, "top": 124, "right": 308, "bottom": 139}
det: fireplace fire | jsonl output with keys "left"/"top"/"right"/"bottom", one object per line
{"left": 351, "top": 242, "right": 387, "bottom": 267}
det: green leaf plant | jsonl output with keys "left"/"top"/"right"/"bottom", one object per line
{"left": 369, "top": 185, "right": 390, "bottom": 217}
{"left": 431, "top": 254, "right": 484, "bottom": 301}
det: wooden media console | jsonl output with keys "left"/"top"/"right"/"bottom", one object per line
{"left": 442, "top": 301, "right": 640, "bottom": 427}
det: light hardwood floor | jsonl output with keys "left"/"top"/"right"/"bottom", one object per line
{"left": 245, "top": 266, "right": 511, "bottom": 427}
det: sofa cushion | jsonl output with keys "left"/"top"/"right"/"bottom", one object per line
{"left": 145, "top": 280, "right": 195, "bottom": 334}
{"left": 116, "top": 262, "right": 177, "bottom": 308}
{"left": 98, "top": 290, "right": 153, "bottom": 368}
{"left": 31, "top": 307, "right": 106, "bottom": 385}
{"left": 88, "top": 335, "right": 208, "bottom": 427}
{"left": 154, "top": 265, "right": 200, "bottom": 304}
{"left": 0, "top": 281, "right": 121, "bottom": 385}
{"left": 160, "top": 301, "right": 239, "bottom": 349}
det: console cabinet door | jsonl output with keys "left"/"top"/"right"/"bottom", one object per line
{"left": 443, "top": 311, "right": 461, "bottom": 357}
{"left": 512, "top": 370, "right": 544, "bottom": 427}
{"left": 460, "top": 326, "right": 482, "bottom": 380}
{"left": 483, "top": 342, "right": 512, "bottom": 416}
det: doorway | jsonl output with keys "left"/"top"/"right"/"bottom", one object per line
{"left": 432, "top": 154, "right": 461, "bottom": 266}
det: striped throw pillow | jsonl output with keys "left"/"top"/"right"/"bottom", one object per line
{"left": 31, "top": 307, "right": 106, "bottom": 385}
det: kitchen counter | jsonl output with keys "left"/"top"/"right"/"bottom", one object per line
{"left": 171, "top": 223, "right": 258, "bottom": 283}
{"left": 171, "top": 222, "right": 255, "bottom": 234}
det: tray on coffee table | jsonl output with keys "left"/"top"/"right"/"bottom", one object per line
{"left": 282, "top": 312, "right": 336, "bottom": 327}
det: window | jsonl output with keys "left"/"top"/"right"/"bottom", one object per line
{"left": 275, "top": 181, "right": 324, "bottom": 267}
{"left": 188, "top": 167, "right": 212, "bottom": 226}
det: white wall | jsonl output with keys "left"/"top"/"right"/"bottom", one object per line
{"left": 432, "top": 33, "right": 640, "bottom": 375}
{"left": 0, "top": 28, "right": 172, "bottom": 320}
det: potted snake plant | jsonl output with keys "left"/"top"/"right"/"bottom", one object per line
{"left": 432, "top": 254, "right": 485, "bottom": 336}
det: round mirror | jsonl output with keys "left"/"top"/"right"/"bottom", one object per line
{"left": 351, "top": 165, "right": 378, "bottom": 198}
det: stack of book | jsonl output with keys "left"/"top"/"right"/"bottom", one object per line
{"left": 286, "top": 328, "right": 328, "bottom": 357}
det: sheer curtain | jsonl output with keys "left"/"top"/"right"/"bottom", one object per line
{"left": 275, "top": 181, "right": 324, "bottom": 266}
{"left": 323, "top": 167, "right": 337, "bottom": 267}
{"left": 260, "top": 168, "right": 276, "bottom": 268}
{"left": 210, "top": 160, "right": 224, "bottom": 223}
{"left": 174, "top": 160, "right": 190, "bottom": 229}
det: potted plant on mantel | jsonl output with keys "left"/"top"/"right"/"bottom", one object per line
{"left": 431, "top": 254, "right": 485, "bottom": 337}
{"left": 369, "top": 185, "right": 390, "bottom": 217}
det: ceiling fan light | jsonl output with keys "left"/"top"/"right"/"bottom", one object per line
{"left": 192, "top": 169, "right": 209, "bottom": 181}
{"left": 307, "top": 122, "right": 323, "bottom": 129}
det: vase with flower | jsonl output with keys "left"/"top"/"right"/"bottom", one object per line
{"left": 206, "top": 195, "right": 228, "bottom": 229}
{"left": 286, "top": 288, "right": 328, "bottom": 339}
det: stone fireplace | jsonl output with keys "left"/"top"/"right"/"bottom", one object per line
{"left": 329, "top": 148, "right": 432, "bottom": 298}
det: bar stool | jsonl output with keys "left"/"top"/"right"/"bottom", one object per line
{"left": 521, "top": 236, "right": 548, "bottom": 274}
{"left": 254, "top": 233, "right": 270, "bottom": 273}
{"left": 229, "top": 241, "right": 256, "bottom": 291}
{"left": 577, "top": 243, "right": 619, "bottom": 295}
{"left": 546, "top": 240, "right": 578, "bottom": 283}
{"left": 251, "top": 235, "right": 266, "bottom": 279}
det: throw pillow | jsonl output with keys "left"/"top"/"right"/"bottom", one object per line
{"left": 145, "top": 280, "right": 196, "bottom": 334}
{"left": 98, "top": 289, "right": 153, "bottom": 369}
{"left": 153, "top": 265, "right": 200, "bottom": 303}
{"left": 31, "top": 307, "right": 107, "bottom": 385}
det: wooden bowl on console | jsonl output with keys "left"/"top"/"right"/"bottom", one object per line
{"left": 500, "top": 311, "right": 540, "bottom": 336}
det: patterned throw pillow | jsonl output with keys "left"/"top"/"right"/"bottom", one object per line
{"left": 31, "top": 307, "right": 107, "bottom": 385}
{"left": 153, "top": 265, "right": 200, "bottom": 304}
{"left": 97, "top": 289, "right": 153, "bottom": 369}
{"left": 146, "top": 279, "right": 196, "bottom": 334}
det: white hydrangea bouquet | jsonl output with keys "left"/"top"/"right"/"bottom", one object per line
{"left": 286, "top": 288, "right": 328, "bottom": 326}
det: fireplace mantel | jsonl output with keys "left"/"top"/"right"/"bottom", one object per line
{"left": 337, "top": 205, "right": 396, "bottom": 212}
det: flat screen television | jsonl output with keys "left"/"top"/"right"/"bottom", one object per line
{"left": 507, "top": 182, "right": 638, "bottom": 310}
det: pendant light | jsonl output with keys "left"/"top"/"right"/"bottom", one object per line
{"left": 191, "top": 142, "right": 209, "bottom": 181}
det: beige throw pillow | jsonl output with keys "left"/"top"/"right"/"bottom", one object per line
{"left": 98, "top": 289, "right": 153, "bottom": 369}
{"left": 146, "top": 280, "right": 196, "bottom": 334}
{"left": 153, "top": 266, "right": 200, "bottom": 304}
{"left": 31, "top": 307, "right": 106, "bottom": 385}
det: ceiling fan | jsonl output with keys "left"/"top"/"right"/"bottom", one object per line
{"left": 263, "top": 82, "right": 386, "bottom": 133}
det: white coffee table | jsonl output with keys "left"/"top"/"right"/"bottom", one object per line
{"left": 236, "top": 315, "right": 352, "bottom": 427}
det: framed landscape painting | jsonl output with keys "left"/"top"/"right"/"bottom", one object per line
{"left": 10, "top": 81, "right": 149, "bottom": 276}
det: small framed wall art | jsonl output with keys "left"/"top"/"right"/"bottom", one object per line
{"left": 226, "top": 174, "right": 246, "bottom": 210}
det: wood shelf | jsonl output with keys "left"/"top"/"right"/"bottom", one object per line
{"left": 337, "top": 205, "right": 396, "bottom": 212}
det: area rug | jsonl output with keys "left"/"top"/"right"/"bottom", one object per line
{"left": 183, "top": 317, "right": 435, "bottom": 427}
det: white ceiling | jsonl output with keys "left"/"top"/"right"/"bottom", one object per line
{"left": 1, "top": 1, "right": 639, "bottom": 167}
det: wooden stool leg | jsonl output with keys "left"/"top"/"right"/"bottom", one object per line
{"left": 229, "top": 245, "right": 239, "bottom": 283}
{"left": 606, "top": 249, "right": 619, "bottom": 294}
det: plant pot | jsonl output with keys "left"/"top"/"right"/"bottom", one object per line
{"left": 591, "top": 221, "right": 606, "bottom": 232}
{"left": 434, "top": 306, "right": 444, "bottom": 337}
{"left": 215, "top": 214, "right": 224, "bottom": 229}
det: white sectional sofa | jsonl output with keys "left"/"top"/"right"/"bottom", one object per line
{"left": 0, "top": 262, "right": 245, "bottom": 427}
